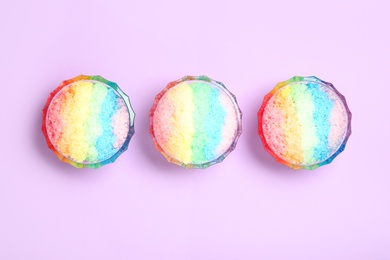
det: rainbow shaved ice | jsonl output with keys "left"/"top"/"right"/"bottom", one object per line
{"left": 42, "top": 75, "right": 135, "bottom": 168}
{"left": 258, "top": 76, "right": 351, "bottom": 170}
{"left": 150, "top": 76, "right": 242, "bottom": 168}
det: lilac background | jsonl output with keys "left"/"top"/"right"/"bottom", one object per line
{"left": 1, "top": 0, "right": 389, "bottom": 259}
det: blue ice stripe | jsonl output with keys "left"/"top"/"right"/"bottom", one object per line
{"left": 307, "top": 82, "right": 334, "bottom": 162}
{"left": 203, "top": 88, "right": 226, "bottom": 160}
{"left": 96, "top": 90, "right": 118, "bottom": 161}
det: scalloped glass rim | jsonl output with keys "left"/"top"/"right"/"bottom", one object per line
{"left": 257, "top": 76, "right": 352, "bottom": 170}
{"left": 149, "top": 75, "right": 243, "bottom": 169}
{"left": 42, "top": 75, "right": 136, "bottom": 169}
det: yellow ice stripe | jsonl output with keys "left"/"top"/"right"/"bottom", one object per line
{"left": 58, "top": 81, "right": 93, "bottom": 163}
{"left": 280, "top": 86, "right": 303, "bottom": 165}
{"left": 165, "top": 83, "right": 195, "bottom": 164}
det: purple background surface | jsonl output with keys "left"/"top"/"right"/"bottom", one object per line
{"left": 1, "top": 0, "right": 389, "bottom": 259}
